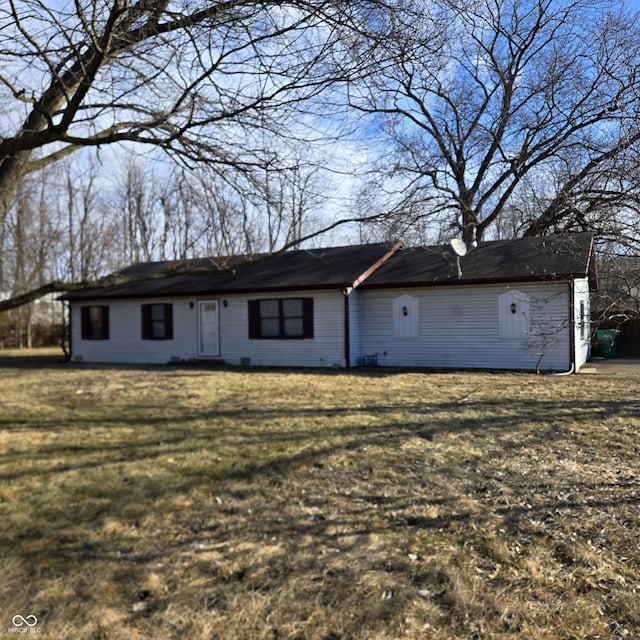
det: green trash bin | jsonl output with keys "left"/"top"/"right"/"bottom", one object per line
{"left": 596, "top": 329, "right": 620, "bottom": 358}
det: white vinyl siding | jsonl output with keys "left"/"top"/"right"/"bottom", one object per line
{"left": 70, "top": 290, "right": 345, "bottom": 367}
{"left": 224, "top": 291, "right": 343, "bottom": 367}
{"left": 72, "top": 299, "right": 193, "bottom": 363}
{"left": 69, "top": 282, "right": 583, "bottom": 372}
{"left": 358, "top": 283, "right": 572, "bottom": 371}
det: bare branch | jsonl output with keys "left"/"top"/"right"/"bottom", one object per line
{"left": 351, "top": 0, "right": 640, "bottom": 243}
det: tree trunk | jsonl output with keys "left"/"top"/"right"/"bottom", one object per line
{"left": 0, "top": 152, "right": 33, "bottom": 227}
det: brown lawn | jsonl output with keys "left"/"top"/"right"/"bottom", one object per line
{"left": 1, "top": 354, "right": 639, "bottom": 639}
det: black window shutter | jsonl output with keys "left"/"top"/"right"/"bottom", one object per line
{"left": 302, "top": 298, "right": 314, "bottom": 339}
{"left": 102, "top": 306, "right": 110, "bottom": 340}
{"left": 164, "top": 304, "right": 173, "bottom": 340}
{"left": 81, "top": 306, "right": 90, "bottom": 339}
{"left": 141, "top": 304, "right": 150, "bottom": 339}
{"left": 248, "top": 300, "right": 259, "bottom": 339}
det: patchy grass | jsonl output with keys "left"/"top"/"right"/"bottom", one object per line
{"left": 1, "top": 359, "right": 639, "bottom": 639}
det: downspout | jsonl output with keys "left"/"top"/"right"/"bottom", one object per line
{"left": 343, "top": 240, "right": 404, "bottom": 369}
{"left": 568, "top": 280, "right": 576, "bottom": 372}
{"left": 546, "top": 281, "right": 576, "bottom": 376}
{"left": 342, "top": 287, "right": 351, "bottom": 368}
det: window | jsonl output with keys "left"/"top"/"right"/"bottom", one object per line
{"left": 248, "top": 298, "right": 313, "bottom": 339}
{"left": 141, "top": 303, "right": 173, "bottom": 340}
{"left": 81, "top": 305, "right": 109, "bottom": 340}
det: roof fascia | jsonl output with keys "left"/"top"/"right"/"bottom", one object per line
{"left": 64, "top": 282, "right": 356, "bottom": 302}
{"left": 359, "top": 273, "right": 586, "bottom": 290}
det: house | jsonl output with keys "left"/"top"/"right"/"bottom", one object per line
{"left": 61, "top": 232, "right": 597, "bottom": 372}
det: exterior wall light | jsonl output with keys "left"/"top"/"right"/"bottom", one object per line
{"left": 510, "top": 303, "right": 517, "bottom": 314}
{"left": 402, "top": 306, "right": 408, "bottom": 316}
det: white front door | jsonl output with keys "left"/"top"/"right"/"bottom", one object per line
{"left": 198, "top": 300, "right": 219, "bottom": 356}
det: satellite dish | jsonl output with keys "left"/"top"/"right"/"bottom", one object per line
{"left": 450, "top": 238, "right": 468, "bottom": 257}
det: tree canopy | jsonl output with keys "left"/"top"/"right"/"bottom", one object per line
{"left": 0, "top": 0, "right": 372, "bottom": 223}
{"left": 350, "top": 0, "right": 640, "bottom": 244}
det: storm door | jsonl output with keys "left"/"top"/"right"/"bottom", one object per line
{"left": 198, "top": 300, "right": 220, "bottom": 356}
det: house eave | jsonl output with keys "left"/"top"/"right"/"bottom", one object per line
{"left": 61, "top": 241, "right": 406, "bottom": 303}
{"left": 62, "top": 282, "right": 356, "bottom": 302}
{"left": 358, "top": 273, "right": 588, "bottom": 290}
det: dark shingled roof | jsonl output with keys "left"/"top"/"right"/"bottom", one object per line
{"left": 362, "top": 232, "right": 596, "bottom": 289}
{"left": 62, "top": 232, "right": 596, "bottom": 301}
{"left": 62, "top": 242, "right": 402, "bottom": 300}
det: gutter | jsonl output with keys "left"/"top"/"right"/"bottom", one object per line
{"left": 567, "top": 280, "right": 577, "bottom": 374}
{"left": 359, "top": 272, "right": 581, "bottom": 290}
{"left": 342, "top": 287, "right": 351, "bottom": 367}
{"left": 545, "top": 281, "right": 576, "bottom": 375}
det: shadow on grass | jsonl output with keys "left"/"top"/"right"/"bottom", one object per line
{"left": 0, "top": 351, "right": 66, "bottom": 369}
{"left": 2, "top": 374, "right": 640, "bottom": 637}
{"left": 1, "top": 396, "right": 637, "bottom": 482}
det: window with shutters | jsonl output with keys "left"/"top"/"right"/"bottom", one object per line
{"left": 141, "top": 303, "right": 173, "bottom": 340}
{"left": 81, "top": 305, "right": 109, "bottom": 340}
{"left": 248, "top": 298, "right": 313, "bottom": 339}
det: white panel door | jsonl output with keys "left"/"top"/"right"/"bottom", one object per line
{"left": 392, "top": 294, "right": 419, "bottom": 338}
{"left": 498, "top": 290, "right": 530, "bottom": 338}
{"left": 198, "top": 300, "right": 219, "bottom": 356}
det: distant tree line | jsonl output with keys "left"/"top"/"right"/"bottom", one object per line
{"left": 0, "top": 152, "right": 328, "bottom": 345}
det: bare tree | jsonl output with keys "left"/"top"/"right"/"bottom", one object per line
{"left": 63, "top": 158, "right": 120, "bottom": 281}
{"left": 261, "top": 163, "right": 324, "bottom": 251}
{"left": 1, "top": 175, "right": 64, "bottom": 345}
{"left": 350, "top": 0, "right": 640, "bottom": 243}
{"left": 156, "top": 169, "right": 199, "bottom": 261}
{"left": 593, "top": 242, "right": 640, "bottom": 327}
{"left": 184, "top": 157, "right": 325, "bottom": 257}
{"left": 0, "top": 0, "right": 371, "bottom": 226}
{"left": 114, "top": 158, "right": 160, "bottom": 263}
